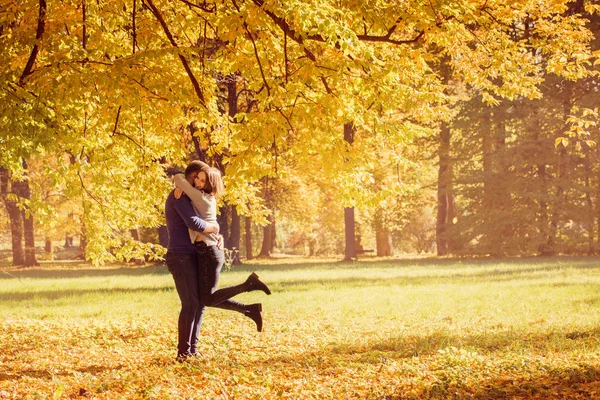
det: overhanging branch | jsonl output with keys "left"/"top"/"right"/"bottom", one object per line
{"left": 19, "top": 0, "right": 47, "bottom": 86}
{"left": 143, "top": 0, "right": 207, "bottom": 108}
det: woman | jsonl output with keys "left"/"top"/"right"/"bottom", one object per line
{"left": 173, "top": 161, "right": 271, "bottom": 332}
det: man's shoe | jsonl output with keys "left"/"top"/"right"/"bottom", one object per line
{"left": 246, "top": 272, "right": 271, "bottom": 295}
{"left": 245, "top": 303, "right": 263, "bottom": 332}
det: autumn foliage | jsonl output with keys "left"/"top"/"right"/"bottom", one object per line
{"left": 2, "top": 257, "right": 600, "bottom": 398}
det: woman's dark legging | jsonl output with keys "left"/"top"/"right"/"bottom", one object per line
{"left": 195, "top": 242, "right": 248, "bottom": 313}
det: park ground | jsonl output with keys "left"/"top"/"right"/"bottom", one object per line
{"left": 1, "top": 256, "right": 600, "bottom": 399}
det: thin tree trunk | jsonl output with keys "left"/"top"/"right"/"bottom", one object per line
{"left": 584, "top": 146, "right": 595, "bottom": 254}
{"left": 481, "top": 106, "right": 494, "bottom": 209}
{"left": 374, "top": 210, "right": 392, "bottom": 256}
{"left": 229, "top": 205, "right": 241, "bottom": 264}
{"left": 494, "top": 106, "right": 510, "bottom": 211}
{"left": 436, "top": 120, "right": 454, "bottom": 256}
{"left": 190, "top": 129, "right": 206, "bottom": 162}
{"left": 343, "top": 122, "right": 356, "bottom": 261}
{"left": 8, "top": 203, "right": 25, "bottom": 265}
{"left": 259, "top": 214, "right": 274, "bottom": 257}
{"left": 13, "top": 161, "right": 38, "bottom": 266}
{"left": 217, "top": 204, "right": 230, "bottom": 249}
{"left": 270, "top": 215, "right": 276, "bottom": 252}
{"left": 548, "top": 81, "right": 574, "bottom": 253}
{"left": 130, "top": 228, "right": 144, "bottom": 265}
{"left": 245, "top": 216, "right": 253, "bottom": 260}
{"left": 79, "top": 217, "right": 87, "bottom": 259}
{"left": 1, "top": 167, "right": 25, "bottom": 266}
{"left": 45, "top": 238, "right": 53, "bottom": 260}
{"left": 64, "top": 232, "right": 74, "bottom": 248}
{"left": 344, "top": 207, "right": 356, "bottom": 260}
{"left": 436, "top": 59, "right": 455, "bottom": 256}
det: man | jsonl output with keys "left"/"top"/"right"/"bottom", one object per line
{"left": 164, "top": 161, "right": 218, "bottom": 361}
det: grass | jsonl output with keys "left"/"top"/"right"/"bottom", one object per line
{"left": 1, "top": 256, "right": 600, "bottom": 398}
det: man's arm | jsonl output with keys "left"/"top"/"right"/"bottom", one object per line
{"left": 173, "top": 174, "right": 206, "bottom": 204}
{"left": 173, "top": 194, "right": 219, "bottom": 233}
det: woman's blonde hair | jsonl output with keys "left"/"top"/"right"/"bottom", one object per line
{"left": 204, "top": 167, "right": 225, "bottom": 199}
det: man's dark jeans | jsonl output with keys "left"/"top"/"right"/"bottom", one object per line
{"left": 165, "top": 252, "right": 205, "bottom": 357}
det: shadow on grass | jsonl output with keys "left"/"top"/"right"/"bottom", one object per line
{"left": 246, "top": 326, "right": 600, "bottom": 398}
{"left": 0, "top": 364, "right": 126, "bottom": 383}
{"left": 3, "top": 255, "right": 600, "bottom": 280}
{"left": 0, "top": 264, "right": 170, "bottom": 280}
{"left": 0, "top": 286, "right": 174, "bottom": 302}
{"left": 234, "top": 255, "right": 600, "bottom": 272}
{"left": 2, "top": 260, "right": 600, "bottom": 300}
{"left": 253, "top": 326, "right": 600, "bottom": 368}
{"left": 272, "top": 264, "right": 600, "bottom": 292}
{"left": 461, "top": 367, "right": 600, "bottom": 400}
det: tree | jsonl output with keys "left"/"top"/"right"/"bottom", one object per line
{"left": 1, "top": 0, "right": 597, "bottom": 263}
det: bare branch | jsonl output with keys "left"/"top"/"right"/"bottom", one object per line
{"left": 320, "top": 76, "right": 333, "bottom": 94}
{"left": 244, "top": 23, "right": 271, "bottom": 97}
{"left": 82, "top": 0, "right": 87, "bottom": 49}
{"left": 132, "top": 0, "right": 137, "bottom": 54}
{"left": 177, "top": 0, "right": 216, "bottom": 12}
{"left": 284, "top": 31, "right": 289, "bottom": 84}
{"left": 276, "top": 107, "right": 294, "bottom": 131}
{"left": 112, "top": 106, "right": 122, "bottom": 134}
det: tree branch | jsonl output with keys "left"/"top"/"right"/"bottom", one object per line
{"left": 143, "top": 0, "right": 206, "bottom": 107}
{"left": 112, "top": 106, "right": 122, "bottom": 134}
{"left": 82, "top": 0, "right": 87, "bottom": 49}
{"left": 250, "top": 0, "right": 424, "bottom": 51}
{"left": 356, "top": 30, "right": 424, "bottom": 45}
{"left": 320, "top": 76, "right": 333, "bottom": 94}
{"left": 244, "top": 23, "right": 271, "bottom": 97}
{"left": 132, "top": 0, "right": 137, "bottom": 54}
{"left": 177, "top": 0, "right": 216, "bottom": 12}
{"left": 19, "top": 0, "right": 46, "bottom": 86}
{"left": 284, "top": 31, "right": 289, "bottom": 84}
{"left": 111, "top": 106, "right": 145, "bottom": 150}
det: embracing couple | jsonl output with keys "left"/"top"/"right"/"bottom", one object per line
{"left": 164, "top": 160, "right": 271, "bottom": 362}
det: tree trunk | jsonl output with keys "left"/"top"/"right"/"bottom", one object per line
{"left": 229, "top": 205, "right": 241, "bottom": 264}
{"left": 436, "top": 60, "right": 455, "bottom": 256}
{"left": 45, "top": 238, "right": 53, "bottom": 260}
{"left": 308, "top": 237, "right": 316, "bottom": 256}
{"left": 344, "top": 207, "right": 356, "bottom": 260}
{"left": 481, "top": 106, "right": 494, "bottom": 209}
{"left": 64, "top": 235, "right": 74, "bottom": 248}
{"left": 375, "top": 229, "right": 392, "bottom": 257}
{"left": 584, "top": 145, "right": 595, "bottom": 254}
{"left": 529, "top": 100, "right": 552, "bottom": 255}
{"left": 12, "top": 162, "right": 38, "bottom": 267}
{"left": 374, "top": 210, "right": 392, "bottom": 256}
{"left": 8, "top": 203, "right": 25, "bottom": 265}
{"left": 22, "top": 211, "right": 37, "bottom": 266}
{"left": 245, "top": 216, "right": 253, "bottom": 260}
{"left": 270, "top": 215, "right": 277, "bottom": 252}
{"left": 1, "top": 167, "right": 24, "bottom": 265}
{"left": 217, "top": 204, "right": 230, "bottom": 249}
{"left": 130, "top": 228, "right": 144, "bottom": 265}
{"left": 259, "top": 214, "right": 274, "bottom": 257}
{"left": 343, "top": 122, "right": 357, "bottom": 260}
{"left": 548, "top": 81, "right": 574, "bottom": 253}
{"left": 436, "top": 120, "right": 455, "bottom": 256}
{"left": 494, "top": 106, "right": 510, "bottom": 212}
{"left": 79, "top": 220, "right": 87, "bottom": 259}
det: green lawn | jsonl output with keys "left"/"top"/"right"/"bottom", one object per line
{"left": 1, "top": 256, "right": 600, "bottom": 399}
